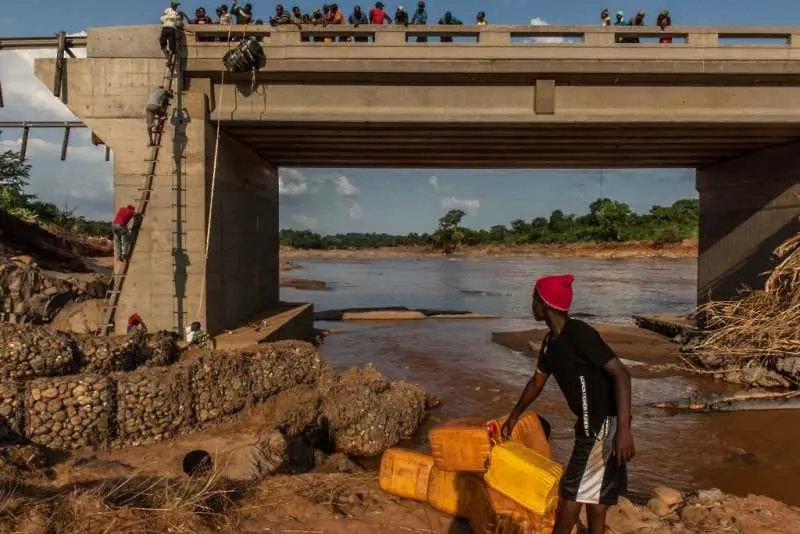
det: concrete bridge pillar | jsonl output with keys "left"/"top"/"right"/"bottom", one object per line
{"left": 34, "top": 58, "right": 279, "bottom": 334}
{"left": 697, "top": 141, "right": 800, "bottom": 302}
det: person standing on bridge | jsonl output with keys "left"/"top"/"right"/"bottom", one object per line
{"left": 369, "top": 2, "right": 393, "bottom": 24}
{"left": 270, "top": 4, "right": 292, "bottom": 25}
{"left": 438, "top": 11, "right": 463, "bottom": 43}
{"left": 600, "top": 8, "right": 611, "bottom": 26}
{"left": 657, "top": 10, "right": 672, "bottom": 44}
{"left": 475, "top": 11, "right": 487, "bottom": 25}
{"left": 230, "top": 0, "right": 254, "bottom": 24}
{"left": 502, "top": 274, "right": 634, "bottom": 534}
{"left": 395, "top": 5, "right": 409, "bottom": 25}
{"left": 160, "top": 1, "right": 190, "bottom": 59}
{"left": 216, "top": 4, "right": 233, "bottom": 24}
{"left": 411, "top": 1, "right": 428, "bottom": 42}
{"left": 112, "top": 205, "right": 137, "bottom": 263}
{"left": 349, "top": 5, "right": 369, "bottom": 42}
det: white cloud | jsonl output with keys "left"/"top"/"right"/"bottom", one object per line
{"left": 527, "top": 17, "right": 568, "bottom": 44}
{"left": 348, "top": 202, "right": 363, "bottom": 220}
{"left": 0, "top": 49, "right": 86, "bottom": 121}
{"left": 291, "top": 214, "right": 319, "bottom": 229}
{"left": 429, "top": 175, "right": 442, "bottom": 192}
{"left": 278, "top": 168, "right": 312, "bottom": 195}
{"left": 334, "top": 175, "right": 359, "bottom": 197}
{"left": 441, "top": 196, "right": 480, "bottom": 213}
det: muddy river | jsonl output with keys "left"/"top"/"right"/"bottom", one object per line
{"left": 282, "top": 257, "right": 800, "bottom": 506}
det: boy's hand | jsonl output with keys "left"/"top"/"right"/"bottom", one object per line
{"left": 613, "top": 427, "right": 635, "bottom": 465}
{"left": 500, "top": 416, "right": 517, "bottom": 441}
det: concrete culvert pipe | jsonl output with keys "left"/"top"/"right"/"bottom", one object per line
{"left": 182, "top": 449, "right": 213, "bottom": 477}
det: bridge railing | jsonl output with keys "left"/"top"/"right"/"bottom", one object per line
{"left": 183, "top": 24, "right": 800, "bottom": 47}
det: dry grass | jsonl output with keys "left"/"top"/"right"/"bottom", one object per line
{"left": 0, "top": 462, "right": 247, "bottom": 534}
{"left": 684, "top": 231, "right": 800, "bottom": 383}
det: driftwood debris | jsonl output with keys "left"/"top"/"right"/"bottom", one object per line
{"left": 653, "top": 390, "right": 800, "bottom": 413}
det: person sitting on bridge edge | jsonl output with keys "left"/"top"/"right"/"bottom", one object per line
{"left": 369, "top": 2, "right": 392, "bottom": 24}
{"left": 146, "top": 85, "right": 171, "bottom": 146}
{"left": 438, "top": 11, "right": 463, "bottom": 43}
{"left": 657, "top": 10, "right": 672, "bottom": 44}
{"left": 160, "top": 1, "right": 190, "bottom": 59}
{"left": 476, "top": 11, "right": 487, "bottom": 25}
{"left": 502, "top": 274, "right": 634, "bottom": 534}
{"left": 112, "top": 205, "right": 137, "bottom": 262}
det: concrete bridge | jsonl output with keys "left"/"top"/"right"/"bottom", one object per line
{"left": 32, "top": 24, "right": 800, "bottom": 333}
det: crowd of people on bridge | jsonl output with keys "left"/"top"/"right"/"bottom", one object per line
{"left": 160, "top": 0, "right": 674, "bottom": 53}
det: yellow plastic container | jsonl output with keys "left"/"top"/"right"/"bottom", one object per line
{"left": 378, "top": 448, "right": 434, "bottom": 502}
{"left": 484, "top": 441, "right": 564, "bottom": 515}
{"left": 426, "top": 467, "right": 474, "bottom": 518}
{"left": 496, "top": 411, "right": 552, "bottom": 459}
{"left": 429, "top": 418, "right": 492, "bottom": 472}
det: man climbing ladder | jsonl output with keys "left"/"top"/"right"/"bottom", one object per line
{"left": 112, "top": 204, "right": 137, "bottom": 263}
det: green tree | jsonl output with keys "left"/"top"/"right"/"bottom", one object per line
{"left": 0, "top": 150, "right": 34, "bottom": 214}
{"left": 588, "top": 198, "right": 634, "bottom": 241}
{"left": 434, "top": 208, "right": 466, "bottom": 254}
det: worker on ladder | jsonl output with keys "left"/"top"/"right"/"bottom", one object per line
{"left": 146, "top": 86, "right": 172, "bottom": 146}
{"left": 112, "top": 205, "right": 137, "bottom": 263}
{"left": 160, "top": 1, "right": 190, "bottom": 65}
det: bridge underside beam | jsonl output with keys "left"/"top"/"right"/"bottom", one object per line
{"left": 222, "top": 122, "right": 800, "bottom": 169}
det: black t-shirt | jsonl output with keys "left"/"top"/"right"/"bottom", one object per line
{"left": 536, "top": 319, "right": 618, "bottom": 438}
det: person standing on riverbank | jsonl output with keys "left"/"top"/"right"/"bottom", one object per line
{"left": 502, "top": 274, "right": 635, "bottom": 534}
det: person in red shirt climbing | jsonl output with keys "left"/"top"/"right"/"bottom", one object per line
{"left": 112, "top": 205, "right": 137, "bottom": 262}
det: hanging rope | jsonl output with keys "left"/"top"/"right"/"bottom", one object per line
{"left": 195, "top": 24, "right": 236, "bottom": 324}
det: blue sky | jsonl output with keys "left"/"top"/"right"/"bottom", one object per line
{"left": 2, "top": 1, "right": 790, "bottom": 233}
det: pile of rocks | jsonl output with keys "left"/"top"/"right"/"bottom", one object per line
{"left": 0, "top": 382, "right": 22, "bottom": 436}
{"left": 26, "top": 375, "right": 114, "bottom": 450}
{"left": 606, "top": 486, "right": 800, "bottom": 533}
{"left": 0, "top": 256, "right": 109, "bottom": 324}
{"left": 75, "top": 334, "right": 138, "bottom": 373}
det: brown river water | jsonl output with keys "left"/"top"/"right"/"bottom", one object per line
{"left": 281, "top": 257, "right": 800, "bottom": 506}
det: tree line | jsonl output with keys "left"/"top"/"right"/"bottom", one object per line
{"left": 281, "top": 197, "right": 699, "bottom": 252}
{"left": 0, "top": 150, "right": 112, "bottom": 237}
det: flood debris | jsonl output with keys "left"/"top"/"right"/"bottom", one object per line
{"left": 652, "top": 390, "right": 800, "bottom": 413}
{"left": 682, "top": 231, "right": 800, "bottom": 388}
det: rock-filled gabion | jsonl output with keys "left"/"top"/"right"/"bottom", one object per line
{"left": 75, "top": 334, "right": 137, "bottom": 374}
{"left": 249, "top": 340, "right": 327, "bottom": 402}
{"left": 320, "top": 365, "right": 430, "bottom": 457}
{"left": 116, "top": 363, "right": 193, "bottom": 447}
{"left": 138, "top": 331, "right": 179, "bottom": 367}
{"left": 0, "top": 324, "right": 77, "bottom": 380}
{"left": 191, "top": 351, "right": 252, "bottom": 424}
{"left": 0, "top": 382, "right": 22, "bottom": 435}
{"left": 26, "top": 374, "right": 114, "bottom": 450}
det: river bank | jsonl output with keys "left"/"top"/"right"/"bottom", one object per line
{"left": 281, "top": 239, "right": 698, "bottom": 261}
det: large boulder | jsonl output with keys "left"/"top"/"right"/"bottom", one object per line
{"left": 320, "top": 364, "right": 432, "bottom": 457}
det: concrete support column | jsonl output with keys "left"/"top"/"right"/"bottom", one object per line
{"left": 696, "top": 141, "right": 800, "bottom": 302}
{"left": 204, "top": 132, "right": 279, "bottom": 334}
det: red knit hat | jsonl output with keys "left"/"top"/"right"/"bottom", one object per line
{"left": 534, "top": 274, "right": 575, "bottom": 312}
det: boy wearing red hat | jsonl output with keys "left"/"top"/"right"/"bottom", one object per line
{"left": 502, "top": 274, "right": 634, "bottom": 534}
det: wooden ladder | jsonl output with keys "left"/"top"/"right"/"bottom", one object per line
{"left": 100, "top": 60, "right": 177, "bottom": 336}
